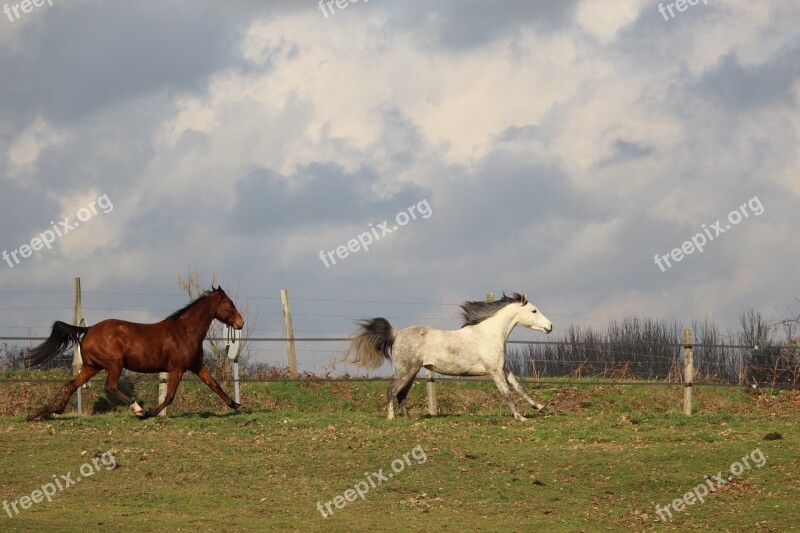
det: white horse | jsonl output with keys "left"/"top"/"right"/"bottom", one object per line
{"left": 345, "top": 293, "right": 553, "bottom": 421}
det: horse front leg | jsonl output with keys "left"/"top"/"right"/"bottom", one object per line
{"left": 505, "top": 370, "right": 545, "bottom": 411}
{"left": 193, "top": 364, "right": 240, "bottom": 411}
{"left": 487, "top": 368, "right": 526, "bottom": 421}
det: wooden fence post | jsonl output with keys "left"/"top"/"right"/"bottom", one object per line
{"left": 73, "top": 277, "right": 82, "bottom": 414}
{"left": 738, "top": 350, "right": 745, "bottom": 386}
{"left": 683, "top": 328, "right": 694, "bottom": 416}
{"left": 158, "top": 372, "right": 168, "bottom": 417}
{"left": 426, "top": 369, "right": 437, "bottom": 415}
{"left": 280, "top": 289, "right": 298, "bottom": 378}
{"left": 72, "top": 277, "right": 82, "bottom": 377}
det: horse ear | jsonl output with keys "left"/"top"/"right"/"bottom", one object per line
{"left": 211, "top": 284, "right": 217, "bottom": 291}
{"left": 522, "top": 293, "right": 528, "bottom": 305}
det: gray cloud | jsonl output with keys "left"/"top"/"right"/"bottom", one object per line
{"left": 393, "top": 0, "right": 580, "bottom": 49}
{"left": 231, "top": 163, "right": 430, "bottom": 235}
{"left": 693, "top": 47, "right": 800, "bottom": 110}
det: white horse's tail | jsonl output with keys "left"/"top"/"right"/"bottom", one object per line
{"left": 345, "top": 318, "right": 396, "bottom": 369}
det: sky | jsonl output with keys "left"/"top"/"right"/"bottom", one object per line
{"left": 0, "top": 0, "right": 798, "bottom": 374}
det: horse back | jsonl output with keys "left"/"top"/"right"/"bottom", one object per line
{"left": 396, "top": 325, "right": 499, "bottom": 376}
{"left": 80, "top": 318, "right": 188, "bottom": 371}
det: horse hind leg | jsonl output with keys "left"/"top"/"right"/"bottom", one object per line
{"left": 505, "top": 370, "right": 545, "bottom": 411}
{"left": 396, "top": 379, "right": 415, "bottom": 417}
{"left": 103, "top": 365, "right": 145, "bottom": 418}
{"left": 387, "top": 364, "right": 419, "bottom": 420}
{"left": 28, "top": 365, "right": 100, "bottom": 420}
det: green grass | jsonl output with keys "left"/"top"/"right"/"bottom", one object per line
{"left": 0, "top": 375, "right": 798, "bottom": 531}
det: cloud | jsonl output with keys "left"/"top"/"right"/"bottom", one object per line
{"left": 576, "top": 0, "right": 644, "bottom": 44}
{"left": 0, "top": 1, "right": 798, "bottom": 371}
{"left": 6, "top": 118, "right": 68, "bottom": 181}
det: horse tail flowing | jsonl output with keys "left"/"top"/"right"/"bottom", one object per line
{"left": 345, "top": 318, "right": 396, "bottom": 369}
{"left": 25, "top": 321, "right": 88, "bottom": 368}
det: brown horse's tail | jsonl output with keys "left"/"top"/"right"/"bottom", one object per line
{"left": 344, "top": 318, "right": 396, "bottom": 369}
{"left": 25, "top": 321, "right": 88, "bottom": 368}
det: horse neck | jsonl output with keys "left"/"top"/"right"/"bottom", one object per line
{"left": 472, "top": 305, "right": 519, "bottom": 344}
{"left": 178, "top": 295, "right": 219, "bottom": 341}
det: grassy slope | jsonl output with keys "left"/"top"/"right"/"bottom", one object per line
{"left": 0, "top": 375, "right": 798, "bottom": 531}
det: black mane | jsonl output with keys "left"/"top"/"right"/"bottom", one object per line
{"left": 169, "top": 290, "right": 216, "bottom": 320}
{"left": 459, "top": 292, "right": 528, "bottom": 327}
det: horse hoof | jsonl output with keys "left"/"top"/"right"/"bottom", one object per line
{"left": 231, "top": 402, "right": 242, "bottom": 411}
{"left": 514, "top": 414, "right": 528, "bottom": 422}
{"left": 130, "top": 402, "right": 146, "bottom": 418}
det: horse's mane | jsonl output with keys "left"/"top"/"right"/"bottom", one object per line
{"left": 169, "top": 290, "right": 216, "bottom": 320}
{"left": 459, "top": 292, "right": 528, "bottom": 327}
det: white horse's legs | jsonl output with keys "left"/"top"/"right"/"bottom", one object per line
{"left": 387, "top": 401, "right": 408, "bottom": 419}
{"left": 506, "top": 370, "right": 545, "bottom": 411}
{"left": 487, "top": 369, "right": 526, "bottom": 421}
{"left": 387, "top": 368, "right": 418, "bottom": 420}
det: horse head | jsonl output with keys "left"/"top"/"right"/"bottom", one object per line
{"left": 516, "top": 294, "right": 552, "bottom": 334}
{"left": 213, "top": 287, "right": 244, "bottom": 330}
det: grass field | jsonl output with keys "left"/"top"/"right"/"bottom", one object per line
{"left": 0, "top": 373, "right": 798, "bottom": 531}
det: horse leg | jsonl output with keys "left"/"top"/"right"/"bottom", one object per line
{"left": 487, "top": 368, "right": 526, "bottom": 421}
{"left": 144, "top": 371, "right": 184, "bottom": 418}
{"left": 387, "top": 365, "right": 419, "bottom": 420}
{"left": 386, "top": 381, "right": 396, "bottom": 420}
{"left": 103, "top": 365, "right": 145, "bottom": 418}
{"left": 193, "top": 364, "right": 240, "bottom": 411}
{"left": 28, "top": 365, "right": 100, "bottom": 420}
{"left": 396, "top": 379, "right": 415, "bottom": 417}
{"left": 505, "top": 370, "right": 545, "bottom": 411}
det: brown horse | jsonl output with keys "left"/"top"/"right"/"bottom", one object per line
{"left": 26, "top": 286, "right": 244, "bottom": 420}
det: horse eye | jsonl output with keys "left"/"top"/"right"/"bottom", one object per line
{"left": 532, "top": 309, "right": 537, "bottom": 313}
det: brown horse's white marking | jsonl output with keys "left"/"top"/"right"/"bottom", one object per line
{"left": 345, "top": 293, "right": 552, "bottom": 421}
